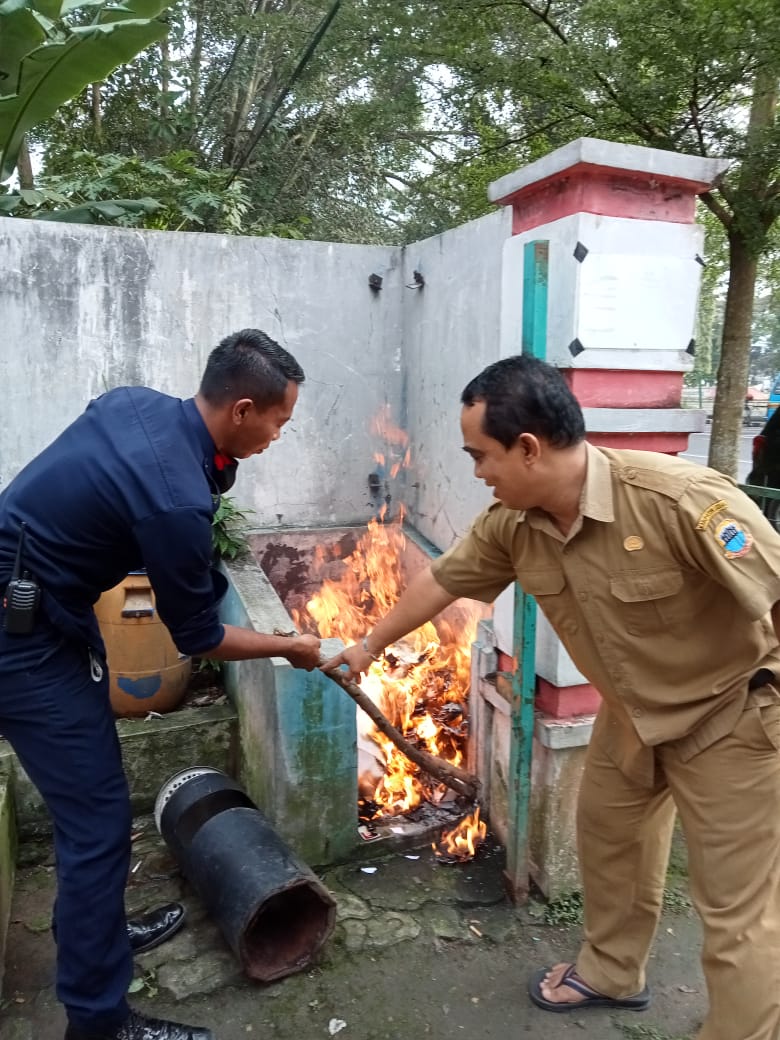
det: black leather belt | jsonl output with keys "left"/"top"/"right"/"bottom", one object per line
{"left": 748, "top": 668, "right": 775, "bottom": 691}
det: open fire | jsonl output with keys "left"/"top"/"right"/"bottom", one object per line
{"left": 433, "top": 806, "right": 487, "bottom": 864}
{"left": 293, "top": 511, "right": 478, "bottom": 819}
{"left": 290, "top": 410, "right": 488, "bottom": 861}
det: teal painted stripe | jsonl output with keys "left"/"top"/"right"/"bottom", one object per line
{"left": 506, "top": 240, "right": 548, "bottom": 902}
{"left": 522, "top": 241, "right": 549, "bottom": 359}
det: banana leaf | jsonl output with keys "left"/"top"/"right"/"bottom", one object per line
{"left": 0, "top": 192, "right": 161, "bottom": 221}
{"left": 0, "top": 1, "right": 170, "bottom": 180}
{"left": 34, "top": 196, "right": 160, "bottom": 220}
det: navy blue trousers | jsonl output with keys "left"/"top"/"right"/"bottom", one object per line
{"left": 0, "top": 625, "right": 132, "bottom": 1032}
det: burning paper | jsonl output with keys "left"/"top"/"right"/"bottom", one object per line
{"left": 291, "top": 409, "right": 486, "bottom": 850}
{"left": 295, "top": 510, "right": 478, "bottom": 818}
{"left": 293, "top": 518, "right": 480, "bottom": 821}
{"left": 433, "top": 806, "right": 487, "bottom": 863}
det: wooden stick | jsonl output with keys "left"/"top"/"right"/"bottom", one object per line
{"left": 322, "top": 665, "right": 479, "bottom": 801}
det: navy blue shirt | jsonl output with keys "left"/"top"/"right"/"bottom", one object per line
{"left": 0, "top": 388, "right": 229, "bottom": 659}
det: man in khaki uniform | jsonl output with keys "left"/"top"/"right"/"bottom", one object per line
{"left": 324, "top": 354, "right": 780, "bottom": 1040}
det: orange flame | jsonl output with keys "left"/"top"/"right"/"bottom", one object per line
{"left": 295, "top": 512, "right": 479, "bottom": 818}
{"left": 434, "top": 806, "right": 487, "bottom": 862}
{"left": 291, "top": 408, "right": 484, "bottom": 825}
{"left": 370, "top": 404, "right": 409, "bottom": 448}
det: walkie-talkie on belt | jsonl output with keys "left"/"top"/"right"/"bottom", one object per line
{"left": 3, "top": 522, "right": 40, "bottom": 634}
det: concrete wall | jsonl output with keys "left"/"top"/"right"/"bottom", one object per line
{"left": 0, "top": 219, "right": 404, "bottom": 527}
{"left": 219, "top": 554, "right": 357, "bottom": 867}
{"left": 0, "top": 705, "right": 237, "bottom": 846}
{"left": 2, "top": 210, "right": 512, "bottom": 543}
{"left": 401, "top": 208, "right": 513, "bottom": 550}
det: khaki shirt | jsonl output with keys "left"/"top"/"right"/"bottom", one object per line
{"left": 431, "top": 443, "right": 780, "bottom": 784}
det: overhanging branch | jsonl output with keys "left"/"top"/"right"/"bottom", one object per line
{"left": 699, "top": 189, "right": 733, "bottom": 229}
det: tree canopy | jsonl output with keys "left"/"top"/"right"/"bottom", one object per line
{"left": 4, "top": 0, "right": 779, "bottom": 475}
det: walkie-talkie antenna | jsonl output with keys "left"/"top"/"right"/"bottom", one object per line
{"left": 11, "top": 522, "right": 27, "bottom": 581}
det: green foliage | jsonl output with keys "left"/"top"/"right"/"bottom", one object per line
{"left": 127, "top": 966, "right": 158, "bottom": 997}
{"left": 0, "top": 0, "right": 171, "bottom": 180}
{"left": 28, "top": 0, "right": 431, "bottom": 242}
{"left": 4, "top": 0, "right": 778, "bottom": 469}
{"left": 194, "top": 656, "right": 222, "bottom": 678}
{"left": 543, "top": 890, "right": 583, "bottom": 926}
{"left": 4, "top": 149, "right": 253, "bottom": 231}
{"left": 211, "top": 495, "right": 253, "bottom": 562}
{"left": 618, "top": 1026, "right": 693, "bottom": 1040}
{"left": 9, "top": 0, "right": 780, "bottom": 253}
{"left": 662, "top": 886, "right": 693, "bottom": 915}
{"left": 401, "top": 0, "right": 779, "bottom": 473}
{"left": 0, "top": 182, "right": 161, "bottom": 222}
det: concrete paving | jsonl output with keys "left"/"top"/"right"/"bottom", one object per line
{"left": 0, "top": 818, "right": 705, "bottom": 1040}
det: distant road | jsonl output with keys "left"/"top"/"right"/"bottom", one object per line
{"left": 679, "top": 427, "right": 757, "bottom": 484}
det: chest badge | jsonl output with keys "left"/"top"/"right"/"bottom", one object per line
{"left": 714, "top": 518, "right": 753, "bottom": 559}
{"left": 624, "top": 535, "right": 644, "bottom": 552}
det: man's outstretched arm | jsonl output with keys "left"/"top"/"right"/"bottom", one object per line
{"left": 198, "top": 626, "right": 321, "bottom": 670}
{"left": 321, "top": 566, "right": 457, "bottom": 681}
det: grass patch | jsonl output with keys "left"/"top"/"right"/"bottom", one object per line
{"left": 663, "top": 820, "right": 693, "bottom": 916}
{"left": 666, "top": 822, "right": 689, "bottom": 883}
{"left": 662, "top": 885, "right": 693, "bottom": 915}
{"left": 543, "top": 890, "right": 583, "bottom": 926}
{"left": 617, "top": 1025, "right": 692, "bottom": 1040}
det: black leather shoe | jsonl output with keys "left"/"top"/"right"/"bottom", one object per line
{"left": 64, "top": 1009, "right": 214, "bottom": 1039}
{"left": 127, "top": 902, "right": 186, "bottom": 955}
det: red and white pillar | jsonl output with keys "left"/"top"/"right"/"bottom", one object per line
{"left": 489, "top": 138, "right": 729, "bottom": 721}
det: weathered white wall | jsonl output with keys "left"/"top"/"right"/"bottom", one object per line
{"left": 401, "top": 207, "right": 513, "bottom": 550}
{"left": 1, "top": 211, "right": 511, "bottom": 540}
{"left": 0, "top": 219, "right": 404, "bottom": 527}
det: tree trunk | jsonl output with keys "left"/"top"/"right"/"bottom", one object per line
{"left": 707, "top": 234, "right": 759, "bottom": 477}
{"left": 160, "top": 38, "right": 170, "bottom": 121}
{"left": 189, "top": 0, "right": 205, "bottom": 117}
{"left": 16, "top": 136, "right": 34, "bottom": 190}
{"left": 91, "top": 83, "right": 102, "bottom": 140}
{"left": 707, "top": 69, "right": 775, "bottom": 478}
{"left": 222, "top": 51, "right": 268, "bottom": 167}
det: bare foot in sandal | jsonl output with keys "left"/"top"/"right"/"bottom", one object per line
{"left": 528, "top": 963, "right": 650, "bottom": 1013}
{"left": 541, "top": 963, "right": 597, "bottom": 1005}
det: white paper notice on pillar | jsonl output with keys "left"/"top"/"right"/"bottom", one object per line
{"left": 501, "top": 213, "right": 705, "bottom": 372}
{"left": 577, "top": 253, "right": 699, "bottom": 354}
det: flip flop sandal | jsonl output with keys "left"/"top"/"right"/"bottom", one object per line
{"left": 528, "top": 964, "right": 650, "bottom": 1013}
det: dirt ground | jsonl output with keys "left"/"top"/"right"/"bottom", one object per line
{"left": 0, "top": 823, "right": 706, "bottom": 1040}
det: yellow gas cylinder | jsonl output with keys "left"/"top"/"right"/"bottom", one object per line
{"left": 95, "top": 571, "right": 192, "bottom": 718}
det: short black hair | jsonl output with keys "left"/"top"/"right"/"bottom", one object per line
{"left": 461, "top": 355, "right": 585, "bottom": 448}
{"left": 199, "top": 329, "right": 305, "bottom": 407}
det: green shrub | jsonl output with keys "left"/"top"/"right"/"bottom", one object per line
{"left": 212, "top": 496, "right": 253, "bottom": 560}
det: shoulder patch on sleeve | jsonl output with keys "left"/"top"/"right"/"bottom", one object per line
{"left": 713, "top": 518, "right": 754, "bottom": 559}
{"left": 695, "top": 499, "right": 728, "bottom": 530}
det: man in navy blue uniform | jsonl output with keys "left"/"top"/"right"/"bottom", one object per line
{"left": 0, "top": 329, "right": 321, "bottom": 1040}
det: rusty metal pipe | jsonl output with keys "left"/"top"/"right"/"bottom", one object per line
{"left": 155, "top": 768, "right": 336, "bottom": 982}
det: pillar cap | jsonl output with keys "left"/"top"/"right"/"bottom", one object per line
{"left": 488, "top": 137, "right": 731, "bottom": 205}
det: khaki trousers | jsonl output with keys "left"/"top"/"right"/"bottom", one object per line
{"left": 576, "top": 697, "right": 780, "bottom": 1040}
